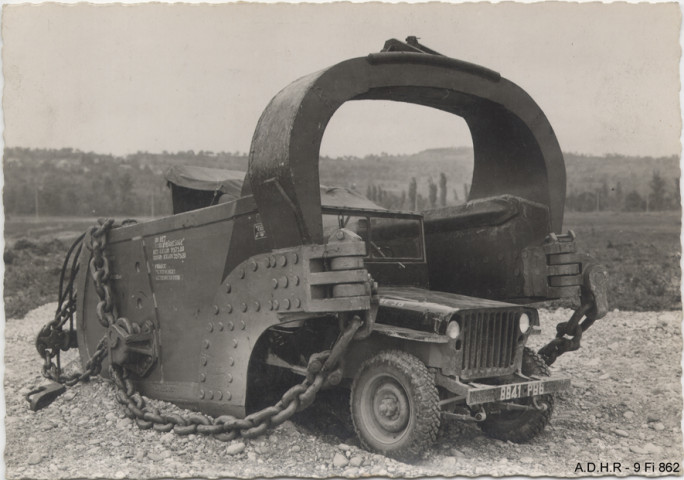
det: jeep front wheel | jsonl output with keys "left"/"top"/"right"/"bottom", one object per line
{"left": 350, "top": 350, "right": 440, "bottom": 459}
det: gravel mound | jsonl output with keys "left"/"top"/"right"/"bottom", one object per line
{"left": 5, "top": 303, "right": 683, "bottom": 478}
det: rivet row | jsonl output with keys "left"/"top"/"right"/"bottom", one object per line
{"left": 199, "top": 389, "right": 225, "bottom": 401}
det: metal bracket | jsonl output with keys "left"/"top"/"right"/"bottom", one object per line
{"left": 490, "top": 401, "right": 538, "bottom": 412}
{"left": 442, "top": 407, "right": 487, "bottom": 423}
{"left": 582, "top": 263, "right": 609, "bottom": 321}
{"left": 353, "top": 305, "right": 377, "bottom": 341}
{"left": 26, "top": 382, "right": 66, "bottom": 411}
{"left": 36, "top": 328, "right": 77, "bottom": 356}
{"left": 108, "top": 319, "right": 157, "bottom": 378}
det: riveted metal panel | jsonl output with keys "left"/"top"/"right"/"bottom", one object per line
{"left": 192, "top": 242, "right": 370, "bottom": 416}
{"left": 78, "top": 203, "right": 239, "bottom": 407}
{"left": 77, "top": 236, "right": 158, "bottom": 380}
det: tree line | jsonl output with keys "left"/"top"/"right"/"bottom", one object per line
{"left": 366, "top": 170, "right": 681, "bottom": 213}
{"left": 3, "top": 147, "right": 680, "bottom": 217}
{"left": 565, "top": 171, "right": 680, "bottom": 212}
{"left": 3, "top": 148, "right": 247, "bottom": 217}
{"left": 4, "top": 149, "right": 173, "bottom": 217}
{"left": 365, "top": 173, "right": 474, "bottom": 211}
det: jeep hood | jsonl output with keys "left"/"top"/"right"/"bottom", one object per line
{"left": 375, "top": 286, "right": 522, "bottom": 333}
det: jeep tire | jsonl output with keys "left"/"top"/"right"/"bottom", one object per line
{"left": 350, "top": 350, "right": 440, "bottom": 460}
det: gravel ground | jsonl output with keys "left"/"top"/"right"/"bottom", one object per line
{"left": 5, "top": 303, "right": 683, "bottom": 478}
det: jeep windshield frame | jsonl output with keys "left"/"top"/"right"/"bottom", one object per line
{"left": 321, "top": 206, "right": 426, "bottom": 263}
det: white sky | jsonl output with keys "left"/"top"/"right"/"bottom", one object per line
{"left": 2, "top": 2, "right": 681, "bottom": 158}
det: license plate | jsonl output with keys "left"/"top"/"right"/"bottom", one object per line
{"left": 466, "top": 375, "right": 569, "bottom": 406}
{"left": 499, "top": 381, "right": 544, "bottom": 400}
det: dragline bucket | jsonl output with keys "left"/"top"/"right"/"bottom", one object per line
{"left": 246, "top": 37, "right": 571, "bottom": 303}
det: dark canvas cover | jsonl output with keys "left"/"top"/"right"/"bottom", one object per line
{"left": 165, "top": 165, "right": 383, "bottom": 213}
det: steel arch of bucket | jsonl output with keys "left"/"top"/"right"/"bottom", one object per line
{"left": 247, "top": 51, "right": 566, "bottom": 249}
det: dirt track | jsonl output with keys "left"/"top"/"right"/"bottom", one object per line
{"left": 5, "top": 304, "right": 683, "bottom": 478}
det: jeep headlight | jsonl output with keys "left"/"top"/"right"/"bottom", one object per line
{"left": 519, "top": 313, "right": 530, "bottom": 333}
{"left": 446, "top": 320, "right": 461, "bottom": 339}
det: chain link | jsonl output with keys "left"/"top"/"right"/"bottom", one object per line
{"left": 109, "top": 316, "right": 362, "bottom": 441}
{"left": 33, "top": 217, "right": 363, "bottom": 442}
{"left": 36, "top": 220, "right": 117, "bottom": 385}
{"left": 538, "top": 303, "right": 593, "bottom": 365}
{"left": 537, "top": 250, "right": 608, "bottom": 366}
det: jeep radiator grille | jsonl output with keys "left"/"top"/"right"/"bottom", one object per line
{"left": 460, "top": 311, "right": 519, "bottom": 379}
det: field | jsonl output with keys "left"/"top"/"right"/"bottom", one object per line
{"left": 3, "top": 215, "right": 153, "bottom": 318}
{"left": 561, "top": 211, "right": 681, "bottom": 312}
{"left": 3, "top": 210, "right": 681, "bottom": 319}
{"left": 4, "top": 215, "right": 156, "bottom": 245}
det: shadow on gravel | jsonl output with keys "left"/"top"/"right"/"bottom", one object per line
{"left": 248, "top": 370, "right": 358, "bottom": 446}
{"left": 291, "top": 388, "right": 358, "bottom": 446}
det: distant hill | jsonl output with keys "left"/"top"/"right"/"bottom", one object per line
{"left": 3, "top": 147, "right": 680, "bottom": 216}
{"left": 322, "top": 148, "right": 680, "bottom": 203}
{"left": 319, "top": 147, "right": 474, "bottom": 200}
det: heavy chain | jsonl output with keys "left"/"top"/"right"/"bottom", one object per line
{"left": 33, "top": 217, "right": 363, "bottom": 442}
{"left": 109, "top": 316, "right": 362, "bottom": 440}
{"left": 88, "top": 218, "right": 118, "bottom": 328}
{"left": 537, "top": 303, "right": 593, "bottom": 366}
{"left": 34, "top": 220, "right": 116, "bottom": 387}
{"left": 538, "top": 262, "right": 608, "bottom": 366}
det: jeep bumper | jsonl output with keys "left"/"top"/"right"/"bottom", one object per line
{"left": 436, "top": 371, "right": 571, "bottom": 406}
{"left": 466, "top": 374, "right": 571, "bottom": 405}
